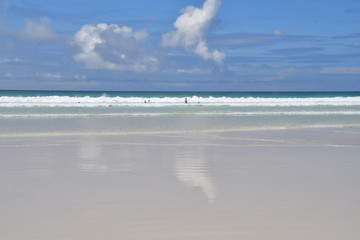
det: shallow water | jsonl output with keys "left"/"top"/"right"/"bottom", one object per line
{"left": 1, "top": 91, "right": 359, "bottom": 135}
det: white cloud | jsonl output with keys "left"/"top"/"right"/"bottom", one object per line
{"left": 0, "top": 58, "right": 23, "bottom": 63}
{"left": 37, "top": 72, "right": 64, "bottom": 79}
{"left": 73, "top": 74, "right": 87, "bottom": 80}
{"left": 21, "top": 17, "right": 56, "bottom": 41}
{"left": 321, "top": 67, "right": 360, "bottom": 74}
{"left": 73, "top": 23, "right": 159, "bottom": 72}
{"left": 235, "top": 64, "right": 299, "bottom": 82}
{"left": 161, "top": 0, "right": 225, "bottom": 64}
{"left": 271, "top": 29, "right": 284, "bottom": 36}
{"left": 176, "top": 68, "right": 209, "bottom": 74}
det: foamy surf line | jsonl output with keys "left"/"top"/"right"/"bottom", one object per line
{"left": 1, "top": 96, "right": 360, "bottom": 107}
{"left": 1, "top": 111, "right": 360, "bottom": 119}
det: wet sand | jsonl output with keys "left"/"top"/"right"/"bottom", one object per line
{"left": 1, "top": 127, "right": 360, "bottom": 240}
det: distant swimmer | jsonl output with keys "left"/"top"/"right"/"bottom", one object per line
{"left": 185, "top": 98, "right": 188, "bottom": 104}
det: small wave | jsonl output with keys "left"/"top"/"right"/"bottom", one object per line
{"left": 1, "top": 111, "right": 360, "bottom": 119}
{"left": 1, "top": 96, "right": 360, "bottom": 107}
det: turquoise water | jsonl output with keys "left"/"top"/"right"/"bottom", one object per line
{"left": 1, "top": 90, "right": 360, "bottom": 135}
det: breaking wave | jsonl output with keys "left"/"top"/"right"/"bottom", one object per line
{"left": 1, "top": 96, "right": 360, "bottom": 107}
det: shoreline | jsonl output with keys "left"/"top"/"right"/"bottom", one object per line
{"left": 1, "top": 117, "right": 359, "bottom": 239}
{"left": 1, "top": 124, "right": 359, "bottom": 138}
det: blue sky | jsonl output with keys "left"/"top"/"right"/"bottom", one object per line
{"left": 0, "top": 0, "right": 359, "bottom": 91}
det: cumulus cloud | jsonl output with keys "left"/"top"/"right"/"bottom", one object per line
{"left": 73, "top": 23, "right": 159, "bottom": 72}
{"left": 21, "top": 17, "right": 56, "bottom": 41}
{"left": 161, "top": 0, "right": 225, "bottom": 64}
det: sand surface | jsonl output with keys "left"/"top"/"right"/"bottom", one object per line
{"left": 1, "top": 127, "right": 360, "bottom": 240}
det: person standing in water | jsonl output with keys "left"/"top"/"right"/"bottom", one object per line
{"left": 185, "top": 98, "right": 188, "bottom": 104}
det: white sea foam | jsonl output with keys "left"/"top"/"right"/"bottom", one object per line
{"left": 1, "top": 111, "right": 360, "bottom": 119}
{"left": 1, "top": 96, "right": 360, "bottom": 107}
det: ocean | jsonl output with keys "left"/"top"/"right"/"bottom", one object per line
{"left": 1, "top": 90, "right": 360, "bottom": 135}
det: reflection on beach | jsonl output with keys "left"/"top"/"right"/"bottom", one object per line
{"left": 77, "top": 135, "right": 135, "bottom": 173}
{"left": 77, "top": 136, "right": 110, "bottom": 173}
{"left": 74, "top": 130, "right": 218, "bottom": 203}
{"left": 175, "top": 150, "right": 216, "bottom": 203}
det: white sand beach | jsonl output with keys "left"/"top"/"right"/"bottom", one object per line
{"left": 1, "top": 125, "right": 359, "bottom": 240}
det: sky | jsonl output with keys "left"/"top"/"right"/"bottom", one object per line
{"left": 0, "top": 0, "right": 359, "bottom": 91}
